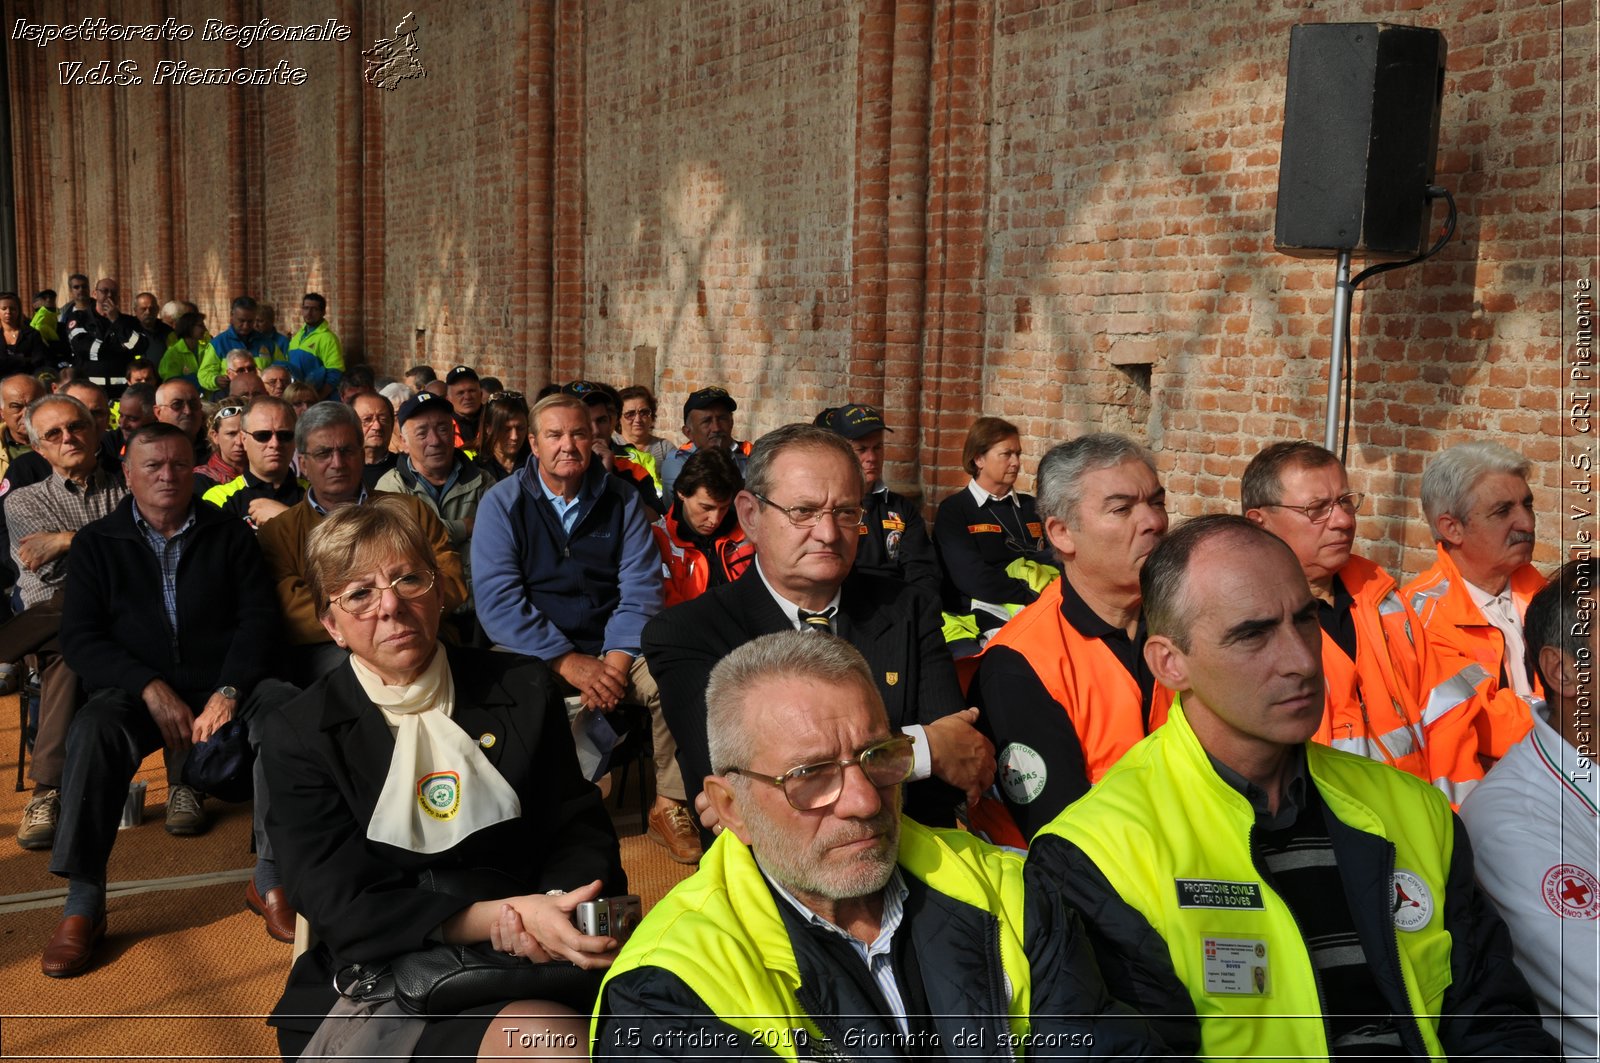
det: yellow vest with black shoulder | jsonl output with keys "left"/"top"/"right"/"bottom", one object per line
{"left": 591, "top": 818, "right": 1033, "bottom": 1059}
{"left": 1036, "top": 698, "right": 1453, "bottom": 1061}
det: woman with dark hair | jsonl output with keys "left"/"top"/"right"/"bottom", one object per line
{"left": 933, "top": 416, "right": 1052, "bottom": 634}
{"left": 262, "top": 496, "right": 625, "bottom": 1061}
{"left": 159, "top": 311, "right": 208, "bottom": 386}
{"left": 472, "top": 391, "right": 531, "bottom": 483}
{"left": 615, "top": 385, "right": 673, "bottom": 489}
{"left": 0, "top": 292, "right": 49, "bottom": 376}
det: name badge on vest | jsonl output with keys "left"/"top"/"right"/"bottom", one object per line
{"left": 1175, "top": 878, "right": 1265, "bottom": 910}
{"left": 1203, "top": 937, "right": 1270, "bottom": 996}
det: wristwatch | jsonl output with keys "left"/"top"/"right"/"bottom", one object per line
{"left": 215, "top": 685, "right": 240, "bottom": 700}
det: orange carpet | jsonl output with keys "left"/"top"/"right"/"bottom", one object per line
{"left": 0, "top": 691, "right": 696, "bottom": 1060}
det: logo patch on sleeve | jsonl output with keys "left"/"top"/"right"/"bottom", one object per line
{"left": 998, "top": 743, "right": 1047, "bottom": 804}
{"left": 1391, "top": 870, "right": 1434, "bottom": 931}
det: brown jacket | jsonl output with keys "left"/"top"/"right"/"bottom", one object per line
{"left": 258, "top": 492, "right": 467, "bottom": 645}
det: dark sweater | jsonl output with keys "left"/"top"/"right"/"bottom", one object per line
{"left": 61, "top": 495, "right": 279, "bottom": 706}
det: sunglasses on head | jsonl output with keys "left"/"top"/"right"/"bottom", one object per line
{"left": 212, "top": 404, "right": 246, "bottom": 425}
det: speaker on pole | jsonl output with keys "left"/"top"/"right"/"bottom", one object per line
{"left": 1274, "top": 23, "right": 1447, "bottom": 259}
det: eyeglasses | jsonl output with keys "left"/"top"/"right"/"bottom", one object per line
{"left": 248, "top": 429, "right": 295, "bottom": 444}
{"left": 1259, "top": 493, "right": 1364, "bottom": 524}
{"left": 38, "top": 419, "right": 91, "bottom": 444}
{"left": 212, "top": 404, "right": 246, "bottom": 425}
{"left": 329, "top": 569, "right": 437, "bottom": 618}
{"left": 304, "top": 444, "right": 361, "bottom": 463}
{"left": 621, "top": 409, "right": 654, "bottom": 420}
{"left": 751, "top": 492, "right": 866, "bottom": 529}
{"left": 160, "top": 399, "right": 200, "bottom": 411}
{"left": 723, "top": 735, "right": 915, "bottom": 811}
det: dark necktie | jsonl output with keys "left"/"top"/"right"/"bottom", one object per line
{"left": 797, "top": 607, "right": 836, "bottom": 634}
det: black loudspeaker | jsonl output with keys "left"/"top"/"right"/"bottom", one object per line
{"left": 1274, "top": 23, "right": 1447, "bottom": 259}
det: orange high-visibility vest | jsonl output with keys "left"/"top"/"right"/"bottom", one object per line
{"left": 1404, "top": 545, "right": 1546, "bottom": 805}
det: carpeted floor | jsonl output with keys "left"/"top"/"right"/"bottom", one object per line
{"left": 0, "top": 691, "right": 695, "bottom": 1060}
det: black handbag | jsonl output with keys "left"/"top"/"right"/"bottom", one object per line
{"left": 334, "top": 868, "right": 604, "bottom": 1015}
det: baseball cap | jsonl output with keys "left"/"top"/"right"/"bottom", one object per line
{"left": 444, "top": 364, "right": 479, "bottom": 385}
{"left": 822, "top": 404, "right": 893, "bottom": 440}
{"left": 682, "top": 386, "right": 737, "bottom": 419}
{"left": 396, "top": 389, "right": 455, "bottom": 425}
{"left": 562, "top": 380, "right": 620, "bottom": 408}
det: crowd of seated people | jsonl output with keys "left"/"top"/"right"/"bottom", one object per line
{"left": 0, "top": 281, "right": 1582, "bottom": 1060}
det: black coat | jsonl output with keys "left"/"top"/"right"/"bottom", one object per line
{"left": 261, "top": 645, "right": 625, "bottom": 1032}
{"left": 642, "top": 566, "right": 966, "bottom": 828}
{"left": 61, "top": 496, "right": 277, "bottom": 707}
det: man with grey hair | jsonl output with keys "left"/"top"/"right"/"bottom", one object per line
{"left": 8, "top": 393, "right": 127, "bottom": 850}
{"left": 969, "top": 431, "right": 1170, "bottom": 844}
{"left": 644, "top": 423, "right": 992, "bottom": 842}
{"left": 1029, "top": 514, "right": 1556, "bottom": 1058}
{"left": 593, "top": 630, "right": 1161, "bottom": 1058}
{"left": 1404, "top": 441, "right": 1546, "bottom": 797}
{"left": 258, "top": 401, "right": 465, "bottom": 684}
{"left": 152, "top": 378, "right": 209, "bottom": 464}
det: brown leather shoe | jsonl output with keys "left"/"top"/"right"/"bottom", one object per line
{"left": 646, "top": 800, "right": 704, "bottom": 865}
{"left": 41, "top": 914, "right": 105, "bottom": 978}
{"left": 246, "top": 880, "right": 296, "bottom": 943}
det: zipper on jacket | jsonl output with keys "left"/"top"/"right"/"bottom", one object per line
{"left": 1248, "top": 823, "right": 1334, "bottom": 1055}
{"left": 985, "top": 912, "right": 1016, "bottom": 1060}
{"left": 1379, "top": 843, "right": 1432, "bottom": 1056}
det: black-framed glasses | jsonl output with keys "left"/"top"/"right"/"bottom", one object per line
{"left": 212, "top": 404, "right": 246, "bottom": 425}
{"left": 248, "top": 429, "right": 295, "bottom": 444}
{"left": 723, "top": 735, "right": 915, "bottom": 811}
{"left": 751, "top": 492, "right": 866, "bottom": 529}
{"left": 1259, "top": 493, "right": 1364, "bottom": 525}
{"left": 38, "top": 419, "right": 91, "bottom": 445}
{"left": 329, "top": 569, "right": 437, "bottom": 618}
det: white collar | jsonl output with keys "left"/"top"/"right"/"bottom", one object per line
{"left": 754, "top": 558, "right": 843, "bottom": 629}
{"left": 966, "top": 478, "right": 1014, "bottom": 507}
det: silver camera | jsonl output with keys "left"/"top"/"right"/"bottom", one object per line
{"left": 573, "top": 894, "right": 642, "bottom": 941}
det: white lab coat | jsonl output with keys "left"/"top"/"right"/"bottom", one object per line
{"left": 1461, "top": 711, "right": 1600, "bottom": 1061}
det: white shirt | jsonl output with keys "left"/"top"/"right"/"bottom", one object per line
{"left": 752, "top": 560, "right": 932, "bottom": 783}
{"left": 1465, "top": 578, "right": 1535, "bottom": 700}
{"left": 1460, "top": 712, "right": 1600, "bottom": 1060}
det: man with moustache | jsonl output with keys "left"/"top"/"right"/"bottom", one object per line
{"left": 1027, "top": 515, "right": 1555, "bottom": 1058}
{"left": 1242, "top": 441, "right": 1434, "bottom": 787}
{"left": 592, "top": 632, "right": 1165, "bottom": 1059}
{"left": 376, "top": 390, "right": 487, "bottom": 588}
{"left": 658, "top": 386, "right": 753, "bottom": 497}
{"left": 1404, "top": 442, "right": 1546, "bottom": 799}
{"left": 969, "top": 433, "right": 1172, "bottom": 845}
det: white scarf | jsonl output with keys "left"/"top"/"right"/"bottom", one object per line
{"left": 353, "top": 645, "right": 522, "bottom": 854}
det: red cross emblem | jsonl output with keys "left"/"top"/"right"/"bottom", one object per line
{"left": 1542, "top": 864, "right": 1600, "bottom": 920}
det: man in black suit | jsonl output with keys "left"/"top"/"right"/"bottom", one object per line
{"left": 643, "top": 423, "right": 994, "bottom": 834}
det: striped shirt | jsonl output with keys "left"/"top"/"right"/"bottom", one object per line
{"left": 765, "top": 866, "right": 912, "bottom": 1036}
{"left": 131, "top": 499, "right": 196, "bottom": 638}
{"left": 5, "top": 469, "right": 126, "bottom": 607}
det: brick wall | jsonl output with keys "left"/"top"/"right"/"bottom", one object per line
{"left": 7, "top": 0, "right": 1594, "bottom": 580}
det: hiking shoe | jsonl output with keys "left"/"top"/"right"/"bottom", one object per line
{"left": 647, "top": 800, "right": 704, "bottom": 865}
{"left": 18, "top": 788, "right": 58, "bottom": 850}
{"left": 164, "top": 785, "right": 208, "bottom": 836}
